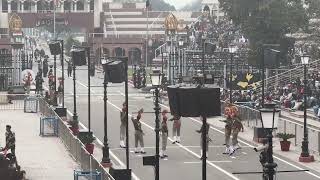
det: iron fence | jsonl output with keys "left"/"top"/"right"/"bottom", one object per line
{"left": 38, "top": 98, "right": 115, "bottom": 180}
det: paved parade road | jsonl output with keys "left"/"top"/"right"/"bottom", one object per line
{"left": 53, "top": 64, "right": 320, "bottom": 180}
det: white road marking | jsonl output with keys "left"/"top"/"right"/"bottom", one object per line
{"left": 155, "top": 102, "right": 320, "bottom": 179}
{"left": 66, "top": 110, "right": 141, "bottom": 180}
{"left": 184, "top": 161, "right": 233, "bottom": 164}
{"left": 107, "top": 98, "right": 240, "bottom": 180}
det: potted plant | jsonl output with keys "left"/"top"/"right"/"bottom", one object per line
{"left": 276, "top": 133, "right": 295, "bottom": 151}
{"left": 68, "top": 120, "right": 79, "bottom": 135}
{"left": 81, "top": 133, "right": 96, "bottom": 154}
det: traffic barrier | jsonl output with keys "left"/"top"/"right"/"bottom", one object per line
{"left": 24, "top": 96, "right": 39, "bottom": 113}
{"left": 39, "top": 117, "right": 58, "bottom": 137}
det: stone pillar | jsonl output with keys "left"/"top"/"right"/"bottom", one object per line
{"left": 73, "top": 0, "right": 77, "bottom": 12}
{"left": 21, "top": 0, "right": 25, "bottom": 12}
{"left": 86, "top": 0, "right": 90, "bottom": 12}
{"left": 34, "top": 1, "right": 38, "bottom": 12}
{"left": 8, "top": 0, "right": 11, "bottom": 13}
{"left": 60, "top": 0, "right": 65, "bottom": 12}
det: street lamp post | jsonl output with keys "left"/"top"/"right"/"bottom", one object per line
{"left": 101, "top": 59, "right": 111, "bottom": 166}
{"left": 229, "top": 45, "right": 236, "bottom": 103}
{"left": 299, "top": 54, "right": 314, "bottom": 162}
{"left": 150, "top": 71, "right": 162, "bottom": 180}
{"left": 259, "top": 103, "right": 280, "bottom": 180}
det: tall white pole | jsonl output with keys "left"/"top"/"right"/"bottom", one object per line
{"left": 54, "top": 1, "right": 56, "bottom": 40}
{"left": 146, "top": 7, "right": 149, "bottom": 66}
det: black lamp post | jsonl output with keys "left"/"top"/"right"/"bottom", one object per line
{"left": 299, "top": 54, "right": 314, "bottom": 162}
{"left": 228, "top": 45, "right": 236, "bottom": 103}
{"left": 259, "top": 103, "right": 280, "bottom": 180}
{"left": 101, "top": 58, "right": 111, "bottom": 166}
{"left": 150, "top": 70, "right": 162, "bottom": 180}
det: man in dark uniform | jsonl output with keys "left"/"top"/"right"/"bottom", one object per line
{"left": 67, "top": 61, "right": 72, "bottom": 77}
{"left": 3, "top": 125, "right": 16, "bottom": 156}
{"left": 35, "top": 72, "right": 44, "bottom": 94}
{"left": 120, "top": 102, "right": 127, "bottom": 148}
{"left": 132, "top": 108, "right": 146, "bottom": 154}
{"left": 160, "top": 110, "right": 169, "bottom": 158}
{"left": 196, "top": 117, "right": 210, "bottom": 159}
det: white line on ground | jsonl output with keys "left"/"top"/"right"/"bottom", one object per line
{"left": 66, "top": 109, "right": 141, "bottom": 180}
{"left": 155, "top": 101, "right": 320, "bottom": 179}
{"left": 109, "top": 145, "right": 248, "bottom": 151}
{"left": 112, "top": 94, "right": 240, "bottom": 180}
{"left": 184, "top": 161, "right": 233, "bottom": 164}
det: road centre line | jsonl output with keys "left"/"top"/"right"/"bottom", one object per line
{"left": 114, "top": 93, "right": 240, "bottom": 180}
{"left": 155, "top": 101, "right": 320, "bottom": 179}
{"left": 65, "top": 73, "right": 320, "bottom": 179}
{"left": 66, "top": 110, "right": 141, "bottom": 180}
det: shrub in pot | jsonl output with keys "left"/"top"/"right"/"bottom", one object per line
{"left": 81, "top": 133, "right": 96, "bottom": 154}
{"left": 276, "top": 133, "right": 295, "bottom": 151}
{"left": 68, "top": 120, "right": 79, "bottom": 135}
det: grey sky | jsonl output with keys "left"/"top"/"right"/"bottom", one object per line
{"left": 163, "top": 0, "right": 196, "bottom": 9}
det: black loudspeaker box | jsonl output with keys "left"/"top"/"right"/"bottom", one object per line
{"left": 167, "top": 86, "right": 221, "bottom": 117}
{"left": 109, "top": 167, "right": 132, "bottom": 180}
{"left": 106, "top": 60, "right": 125, "bottom": 83}
{"left": 72, "top": 49, "right": 86, "bottom": 66}
{"left": 205, "top": 42, "right": 216, "bottom": 54}
{"left": 143, "top": 155, "right": 156, "bottom": 166}
{"left": 264, "top": 48, "right": 280, "bottom": 68}
{"left": 54, "top": 107, "right": 67, "bottom": 117}
{"left": 49, "top": 42, "right": 61, "bottom": 55}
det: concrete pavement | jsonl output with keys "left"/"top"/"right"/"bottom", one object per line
{"left": 0, "top": 110, "right": 79, "bottom": 180}
{"left": 55, "top": 63, "right": 320, "bottom": 180}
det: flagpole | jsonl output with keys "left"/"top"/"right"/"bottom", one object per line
{"left": 54, "top": 0, "right": 56, "bottom": 40}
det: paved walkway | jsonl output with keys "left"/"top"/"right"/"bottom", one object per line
{"left": 0, "top": 110, "right": 79, "bottom": 180}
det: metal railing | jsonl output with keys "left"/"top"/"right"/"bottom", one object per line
{"left": 0, "top": 94, "right": 32, "bottom": 110}
{"left": 38, "top": 98, "right": 115, "bottom": 180}
{"left": 224, "top": 101, "right": 320, "bottom": 155}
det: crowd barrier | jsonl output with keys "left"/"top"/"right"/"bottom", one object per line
{"left": 224, "top": 101, "right": 320, "bottom": 155}
{"left": 38, "top": 98, "right": 115, "bottom": 180}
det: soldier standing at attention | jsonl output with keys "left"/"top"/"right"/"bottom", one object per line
{"left": 196, "top": 117, "right": 210, "bottom": 159}
{"left": 170, "top": 115, "right": 181, "bottom": 144}
{"left": 160, "top": 110, "right": 169, "bottom": 158}
{"left": 120, "top": 102, "right": 127, "bottom": 148}
{"left": 132, "top": 108, "right": 146, "bottom": 154}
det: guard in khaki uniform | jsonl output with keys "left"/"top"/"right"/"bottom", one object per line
{"left": 223, "top": 103, "right": 236, "bottom": 155}
{"left": 132, "top": 108, "right": 146, "bottom": 154}
{"left": 170, "top": 115, "right": 181, "bottom": 144}
{"left": 160, "top": 110, "right": 169, "bottom": 158}
{"left": 196, "top": 117, "right": 210, "bottom": 159}
{"left": 120, "top": 102, "right": 127, "bottom": 148}
{"left": 231, "top": 115, "right": 243, "bottom": 152}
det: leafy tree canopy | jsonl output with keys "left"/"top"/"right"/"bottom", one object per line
{"left": 219, "top": 0, "right": 309, "bottom": 66}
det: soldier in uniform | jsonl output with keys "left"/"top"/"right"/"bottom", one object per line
{"left": 231, "top": 113, "right": 243, "bottom": 152}
{"left": 67, "top": 61, "right": 72, "bottom": 77}
{"left": 35, "top": 72, "right": 44, "bottom": 94}
{"left": 170, "top": 115, "right": 181, "bottom": 144}
{"left": 160, "top": 110, "right": 169, "bottom": 158}
{"left": 223, "top": 103, "right": 234, "bottom": 155}
{"left": 132, "top": 108, "right": 146, "bottom": 154}
{"left": 120, "top": 102, "right": 127, "bottom": 148}
{"left": 3, "top": 125, "right": 16, "bottom": 156}
{"left": 196, "top": 117, "right": 210, "bottom": 159}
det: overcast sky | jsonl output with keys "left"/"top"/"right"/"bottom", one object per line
{"left": 163, "top": 0, "right": 196, "bottom": 9}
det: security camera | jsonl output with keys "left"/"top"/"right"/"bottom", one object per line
{"left": 253, "top": 144, "right": 268, "bottom": 152}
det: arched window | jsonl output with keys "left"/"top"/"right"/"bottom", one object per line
{"left": 76, "top": 1, "right": 84, "bottom": 11}
{"left": 64, "top": 1, "right": 71, "bottom": 12}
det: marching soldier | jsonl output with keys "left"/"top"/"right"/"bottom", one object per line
{"left": 132, "top": 108, "right": 146, "bottom": 154}
{"left": 120, "top": 102, "right": 127, "bottom": 148}
{"left": 35, "top": 72, "right": 44, "bottom": 95}
{"left": 223, "top": 103, "right": 234, "bottom": 155}
{"left": 196, "top": 117, "right": 210, "bottom": 159}
{"left": 170, "top": 115, "right": 181, "bottom": 144}
{"left": 3, "top": 125, "right": 16, "bottom": 156}
{"left": 67, "top": 61, "right": 72, "bottom": 77}
{"left": 231, "top": 113, "right": 244, "bottom": 151}
{"left": 160, "top": 110, "right": 169, "bottom": 158}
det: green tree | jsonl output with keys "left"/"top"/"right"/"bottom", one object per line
{"left": 219, "top": 0, "right": 309, "bottom": 66}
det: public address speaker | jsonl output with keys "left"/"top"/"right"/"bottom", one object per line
{"left": 109, "top": 167, "right": 131, "bottom": 180}
{"left": 72, "top": 49, "right": 86, "bottom": 66}
{"left": 167, "top": 85, "right": 221, "bottom": 117}
{"left": 106, "top": 60, "right": 125, "bottom": 83}
{"left": 49, "top": 41, "right": 61, "bottom": 55}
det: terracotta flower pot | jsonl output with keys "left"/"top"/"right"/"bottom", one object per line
{"left": 85, "top": 143, "right": 94, "bottom": 154}
{"left": 69, "top": 126, "right": 79, "bottom": 135}
{"left": 280, "top": 140, "right": 291, "bottom": 151}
